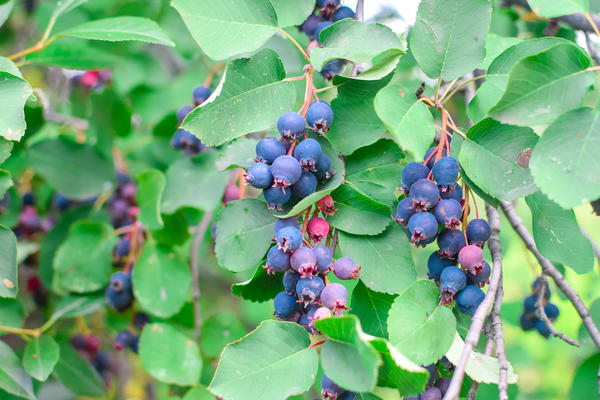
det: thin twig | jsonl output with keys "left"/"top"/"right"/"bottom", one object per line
{"left": 190, "top": 211, "right": 213, "bottom": 342}
{"left": 535, "top": 274, "right": 580, "bottom": 347}
{"left": 580, "top": 227, "right": 600, "bottom": 264}
{"left": 500, "top": 200, "right": 600, "bottom": 351}
{"left": 466, "top": 333, "right": 495, "bottom": 400}
{"left": 330, "top": 228, "right": 339, "bottom": 256}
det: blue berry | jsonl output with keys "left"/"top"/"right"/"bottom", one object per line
{"left": 321, "top": 374, "right": 344, "bottom": 399}
{"left": 283, "top": 270, "right": 301, "bottom": 296}
{"left": 264, "top": 246, "right": 290, "bottom": 275}
{"left": 106, "top": 271, "right": 133, "bottom": 312}
{"left": 333, "top": 256, "right": 361, "bottom": 280}
{"left": 544, "top": 303, "right": 559, "bottom": 320}
{"left": 291, "top": 171, "right": 317, "bottom": 198}
{"left": 300, "top": 14, "right": 325, "bottom": 39}
{"left": 314, "top": 21, "right": 333, "bottom": 44}
{"left": 440, "top": 266, "right": 467, "bottom": 304}
{"left": 520, "top": 313, "right": 537, "bottom": 331}
{"left": 434, "top": 199, "right": 462, "bottom": 229}
{"left": 440, "top": 184, "right": 463, "bottom": 202}
{"left": 466, "top": 219, "right": 491, "bottom": 247}
{"left": 321, "top": 282, "right": 348, "bottom": 315}
{"left": 432, "top": 156, "right": 459, "bottom": 191}
{"left": 401, "top": 162, "right": 430, "bottom": 193}
{"left": 264, "top": 186, "right": 291, "bottom": 210}
{"left": 332, "top": 5, "right": 355, "bottom": 21}
{"left": 244, "top": 162, "right": 273, "bottom": 189}
{"left": 271, "top": 155, "right": 302, "bottom": 188}
{"left": 294, "top": 138, "right": 322, "bottom": 171}
{"left": 273, "top": 291, "right": 300, "bottom": 321}
{"left": 523, "top": 294, "right": 538, "bottom": 313}
{"left": 306, "top": 101, "right": 334, "bottom": 134}
{"left": 320, "top": 59, "right": 345, "bottom": 80}
{"left": 456, "top": 285, "right": 485, "bottom": 315}
{"left": 256, "top": 137, "right": 286, "bottom": 165}
{"left": 315, "top": 153, "right": 335, "bottom": 181}
{"left": 421, "top": 387, "right": 442, "bottom": 400}
{"left": 276, "top": 226, "right": 303, "bottom": 253}
{"left": 133, "top": 312, "right": 150, "bottom": 331}
{"left": 277, "top": 112, "right": 306, "bottom": 140}
{"left": 193, "top": 85, "right": 212, "bottom": 105}
{"left": 313, "top": 245, "right": 333, "bottom": 274}
{"left": 427, "top": 252, "right": 455, "bottom": 281}
{"left": 113, "top": 236, "right": 130, "bottom": 260}
{"left": 290, "top": 246, "right": 317, "bottom": 277}
{"left": 424, "top": 147, "right": 448, "bottom": 169}
{"left": 407, "top": 212, "right": 438, "bottom": 245}
{"left": 408, "top": 179, "right": 439, "bottom": 211}
{"left": 22, "top": 191, "right": 35, "bottom": 206}
{"left": 532, "top": 277, "right": 551, "bottom": 299}
{"left": 274, "top": 217, "right": 300, "bottom": 235}
{"left": 54, "top": 193, "right": 71, "bottom": 210}
{"left": 535, "top": 319, "right": 551, "bottom": 338}
{"left": 393, "top": 198, "right": 416, "bottom": 226}
{"left": 296, "top": 275, "right": 325, "bottom": 305}
{"left": 176, "top": 105, "right": 193, "bottom": 122}
{"left": 299, "top": 304, "right": 319, "bottom": 335}
{"left": 115, "top": 330, "right": 136, "bottom": 351}
{"left": 466, "top": 260, "right": 491, "bottom": 287}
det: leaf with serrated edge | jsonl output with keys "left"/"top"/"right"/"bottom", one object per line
{"left": 327, "top": 184, "right": 391, "bottom": 235}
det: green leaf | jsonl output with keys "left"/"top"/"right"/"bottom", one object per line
{"left": 527, "top": 0, "right": 589, "bottom": 17}
{"left": 22, "top": 336, "right": 60, "bottom": 381}
{"left": 51, "top": 0, "right": 88, "bottom": 20}
{"left": 488, "top": 42, "right": 594, "bottom": 127}
{"left": 209, "top": 320, "right": 318, "bottom": 400}
{"left": 311, "top": 19, "right": 403, "bottom": 80}
{"left": 478, "top": 33, "right": 522, "bottom": 70}
{"left": 269, "top": 0, "right": 314, "bottom": 27}
{"left": 132, "top": 244, "right": 191, "bottom": 318}
{"left": 0, "top": 299, "right": 23, "bottom": 328}
{"left": 0, "top": 0, "right": 14, "bottom": 28}
{"left": 216, "top": 137, "right": 258, "bottom": 171}
{"left": 139, "top": 322, "right": 202, "bottom": 385}
{"left": 26, "top": 39, "right": 120, "bottom": 69}
{"left": 161, "top": 152, "right": 228, "bottom": 213}
{"left": 53, "top": 220, "right": 116, "bottom": 293}
{"left": 28, "top": 137, "right": 114, "bottom": 200}
{"left": 530, "top": 107, "right": 600, "bottom": 209}
{"left": 0, "top": 138, "right": 12, "bottom": 164}
{"left": 327, "top": 73, "right": 393, "bottom": 156}
{"left": 0, "top": 340, "right": 35, "bottom": 400}
{"left": 374, "top": 84, "right": 435, "bottom": 160}
{"left": 315, "top": 316, "right": 382, "bottom": 393}
{"left": 445, "top": 332, "right": 518, "bottom": 384}
{"left": 525, "top": 191, "right": 594, "bottom": 274}
{"left": 181, "top": 49, "right": 295, "bottom": 147}
{"left": 183, "top": 385, "right": 214, "bottom": 400}
{"left": 0, "top": 69, "right": 32, "bottom": 141}
{"left": 150, "top": 210, "right": 190, "bottom": 246}
{"left": 411, "top": 0, "right": 492, "bottom": 80}
{"left": 48, "top": 294, "right": 104, "bottom": 323}
{"left": 350, "top": 280, "right": 397, "bottom": 338}
{"left": 60, "top": 16, "right": 175, "bottom": 46}
{"left": 171, "top": 0, "right": 278, "bottom": 60}
{"left": 231, "top": 263, "right": 283, "bottom": 302}
{"left": 339, "top": 223, "right": 416, "bottom": 295}
{"left": 0, "top": 169, "right": 12, "bottom": 199}
{"left": 327, "top": 184, "right": 391, "bottom": 236}
{"left": 570, "top": 354, "right": 600, "bottom": 400}
{"left": 53, "top": 342, "right": 105, "bottom": 397}
{"left": 0, "top": 225, "right": 17, "bottom": 298}
{"left": 136, "top": 169, "right": 165, "bottom": 230}
{"left": 215, "top": 198, "right": 275, "bottom": 272}
{"left": 200, "top": 312, "right": 247, "bottom": 358}
{"left": 457, "top": 118, "right": 538, "bottom": 201}
{"left": 387, "top": 280, "right": 456, "bottom": 365}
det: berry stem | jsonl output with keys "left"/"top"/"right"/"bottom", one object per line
{"left": 309, "top": 339, "right": 326, "bottom": 348}
{"left": 203, "top": 62, "right": 225, "bottom": 87}
{"left": 301, "top": 207, "right": 312, "bottom": 237}
{"left": 585, "top": 12, "right": 600, "bottom": 37}
{"left": 278, "top": 28, "right": 311, "bottom": 63}
{"left": 303, "top": 238, "right": 313, "bottom": 248}
{"left": 0, "top": 324, "right": 41, "bottom": 337}
{"left": 462, "top": 185, "right": 469, "bottom": 234}
{"left": 237, "top": 169, "right": 247, "bottom": 199}
{"left": 124, "top": 222, "right": 140, "bottom": 274}
{"left": 440, "top": 74, "right": 488, "bottom": 104}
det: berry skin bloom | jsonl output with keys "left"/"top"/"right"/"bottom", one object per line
{"left": 320, "top": 59, "right": 345, "bottom": 80}
{"left": 283, "top": 270, "right": 301, "bottom": 296}
{"left": 263, "top": 246, "right": 290, "bottom": 275}
{"left": 401, "top": 162, "right": 430, "bottom": 193}
{"left": 273, "top": 292, "right": 300, "bottom": 322}
{"left": 277, "top": 112, "right": 306, "bottom": 140}
{"left": 296, "top": 275, "right": 325, "bottom": 305}
{"left": 192, "top": 85, "right": 212, "bottom": 105}
{"left": 321, "top": 283, "right": 348, "bottom": 315}
{"left": 458, "top": 245, "right": 484, "bottom": 274}
{"left": 244, "top": 162, "right": 273, "bottom": 189}
{"left": 455, "top": 285, "right": 485, "bottom": 316}
{"left": 290, "top": 246, "right": 318, "bottom": 277}
{"left": 436, "top": 228, "right": 466, "bottom": 259}
{"left": 420, "top": 387, "right": 442, "bottom": 400}
{"left": 274, "top": 217, "right": 300, "bottom": 236}
{"left": 332, "top": 5, "right": 356, "bottom": 21}
{"left": 313, "top": 244, "right": 333, "bottom": 274}
{"left": 276, "top": 226, "right": 303, "bottom": 253}
{"left": 294, "top": 138, "right": 323, "bottom": 171}
{"left": 271, "top": 155, "right": 303, "bottom": 189}
{"left": 433, "top": 199, "right": 462, "bottom": 229}
{"left": 300, "top": 14, "right": 325, "bottom": 39}
{"left": 263, "top": 186, "right": 291, "bottom": 210}
{"left": 306, "top": 101, "right": 334, "bottom": 134}
{"left": 307, "top": 217, "right": 329, "bottom": 243}
{"left": 466, "top": 218, "right": 492, "bottom": 247}
{"left": 255, "top": 137, "right": 286, "bottom": 165}
{"left": 544, "top": 303, "right": 560, "bottom": 320}
{"left": 393, "top": 198, "right": 416, "bottom": 226}
{"left": 440, "top": 184, "right": 463, "bottom": 202}
{"left": 427, "top": 252, "right": 455, "bottom": 282}
{"left": 439, "top": 266, "right": 467, "bottom": 305}
{"left": 106, "top": 271, "right": 133, "bottom": 312}
{"left": 299, "top": 304, "right": 319, "bottom": 335}
{"left": 315, "top": 153, "right": 335, "bottom": 181}
{"left": 176, "top": 105, "right": 193, "bottom": 123}
{"left": 318, "top": 195, "right": 337, "bottom": 216}
{"left": 291, "top": 171, "right": 317, "bottom": 198}
{"left": 466, "top": 260, "right": 491, "bottom": 287}
{"left": 408, "top": 179, "right": 440, "bottom": 212}
{"left": 333, "top": 256, "right": 361, "bottom": 280}
{"left": 407, "top": 212, "right": 438, "bottom": 245}
{"left": 321, "top": 374, "right": 345, "bottom": 399}
{"left": 432, "top": 156, "right": 459, "bottom": 191}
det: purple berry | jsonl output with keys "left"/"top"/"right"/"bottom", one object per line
{"left": 439, "top": 266, "right": 466, "bottom": 305}
{"left": 421, "top": 386, "right": 442, "bottom": 400}
{"left": 113, "top": 237, "right": 130, "bottom": 259}
{"left": 321, "top": 374, "right": 344, "bottom": 399}
{"left": 115, "top": 330, "right": 136, "bottom": 351}
{"left": 314, "top": 21, "right": 333, "bottom": 44}
{"left": 466, "top": 218, "right": 491, "bottom": 247}
{"left": 293, "top": 138, "right": 322, "bottom": 171}
{"left": 192, "top": 85, "right": 212, "bottom": 105}
{"left": 313, "top": 245, "right": 333, "bottom": 274}
{"left": 436, "top": 229, "right": 466, "bottom": 259}
{"left": 310, "top": 306, "right": 331, "bottom": 326}
{"left": 332, "top": 256, "right": 361, "bottom": 280}
{"left": 299, "top": 304, "right": 319, "bottom": 335}
{"left": 133, "top": 312, "right": 150, "bottom": 331}
{"left": 440, "top": 184, "right": 463, "bottom": 202}
{"left": 408, "top": 179, "right": 439, "bottom": 211}
{"left": 458, "top": 245, "right": 484, "bottom": 274}
{"left": 256, "top": 137, "right": 286, "bottom": 165}
{"left": 332, "top": 6, "right": 355, "bottom": 21}
{"left": 283, "top": 270, "right": 301, "bottom": 296}
{"left": 532, "top": 277, "right": 551, "bottom": 299}
{"left": 466, "top": 260, "right": 490, "bottom": 287}
{"left": 432, "top": 156, "right": 459, "bottom": 192}
{"left": 306, "top": 101, "right": 334, "bottom": 134}
{"left": 176, "top": 105, "right": 193, "bottom": 122}
{"left": 271, "top": 155, "right": 303, "bottom": 189}
{"left": 401, "top": 162, "right": 430, "bottom": 193}
{"left": 244, "top": 162, "right": 273, "bottom": 189}
{"left": 427, "top": 252, "right": 455, "bottom": 281}
{"left": 276, "top": 226, "right": 303, "bottom": 253}
{"left": 424, "top": 147, "right": 448, "bottom": 169}
{"left": 300, "top": 14, "right": 325, "bottom": 39}
{"left": 290, "top": 246, "right": 318, "bottom": 277}
{"left": 321, "top": 283, "right": 348, "bottom": 315}
{"left": 273, "top": 291, "right": 300, "bottom": 321}
{"left": 274, "top": 217, "right": 300, "bottom": 235}
{"left": 296, "top": 275, "right": 325, "bottom": 305}
{"left": 433, "top": 199, "right": 462, "bottom": 229}
{"left": 435, "top": 377, "right": 451, "bottom": 396}
{"left": 456, "top": 285, "right": 485, "bottom": 315}
{"left": 291, "top": 171, "right": 318, "bottom": 198}
{"left": 106, "top": 271, "right": 133, "bottom": 312}
{"left": 407, "top": 212, "right": 438, "bottom": 245}
{"left": 315, "top": 153, "right": 335, "bottom": 181}
{"left": 393, "top": 198, "right": 416, "bottom": 226}
{"left": 320, "top": 59, "right": 345, "bottom": 80}
{"left": 263, "top": 246, "right": 291, "bottom": 275}
{"left": 277, "top": 112, "right": 306, "bottom": 140}
{"left": 263, "top": 186, "right": 291, "bottom": 210}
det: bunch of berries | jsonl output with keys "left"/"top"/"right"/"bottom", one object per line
{"left": 519, "top": 277, "right": 560, "bottom": 338}
{"left": 170, "top": 85, "right": 212, "bottom": 156}
{"left": 394, "top": 145, "right": 492, "bottom": 315}
{"left": 12, "top": 191, "right": 55, "bottom": 238}
{"left": 70, "top": 333, "right": 115, "bottom": 384}
{"left": 244, "top": 107, "right": 335, "bottom": 210}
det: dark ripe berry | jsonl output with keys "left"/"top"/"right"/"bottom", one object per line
{"left": 291, "top": 171, "right": 318, "bottom": 198}
{"left": 70, "top": 334, "right": 87, "bottom": 351}
{"left": 322, "top": 374, "right": 344, "bottom": 400}
{"left": 314, "top": 21, "right": 333, "bottom": 44}
{"left": 277, "top": 112, "right": 306, "bottom": 140}
{"left": 133, "top": 312, "right": 150, "bottom": 331}
{"left": 291, "top": 246, "right": 318, "bottom": 277}
{"left": 18, "top": 205, "right": 41, "bottom": 234}
{"left": 408, "top": 179, "right": 439, "bottom": 212}
{"left": 223, "top": 183, "right": 240, "bottom": 205}
{"left": 300, "top": 14, "right": 325, "bottom": 39}
{"left": 307, "top": 217, "right": 329, "bottom": 243}
{"left": 427, "top": 252, "right": 455, "bottom": 281}
{"left": 306, "top": 101, "right": 334, "bottom": 134}
{"left": 110, "top": 198, "right": 129, "bottom": 221}
{"left": 332, "top": 5, "right": 355, "bottom": 21}
{"left": 264, "top": 246, "right": 291, "bottom": 274}
{"left": 535, "top": 319, "right": 551, "bottom": 338}
{"left": 532, "top": 277, "right": 551, "bottom": 299}
{"left": 338, "top": 392, "right": 357, "bottom": 400}
{"left": 120, "top": 183, "right": 137, "bottom": 204}
{"left": 115, "top": 330, "right": 136, "bottom": 351}
{"left": 433, "top": 199, "right": 462, "bottom": 229}
{"left": 274, "top": 217, "right": 300, "bottom": 236}
{"left": 456, "top": 285, "right": 485, "bottom": 316}
{"left": 321, "top": 283, "right": 348, "bottom": 315}
{"left": 296, "top": 275, "right": 325, "bottom": 305}
{"left": 523, "top": 294, "right": 538, "bottom": 313}
{"left": 544, "top": 303, "right": 559, "bottom": 320}
{"left": 256, "top": 137, "right": 286, "bottom": 165}
{"left": 333, "top": 257, "right": 361, "bottom": 280}
{"left": 171, "top": 129, "right": 204, "bottom": 153}
{"left": 283, "top": 270, "right": 301, "bottom": 295}
{"left": 466, "top": 260, "right": 491, "bottom": 287}
{"left": 244, "top": 162, "right": 273, "bottom": 189}
{"left": 93, "top": 352, "right": 112, "bottom": 376}
{"left": 407, "top": 212, "right": 438, "bottom": 245}
{"left": 436, "top": 229, "right": 466, "bottom": 259}
{"left": 264, "top": 186, "right": 291, "bottom": 210}
{"left": 318, "top": 195, "right": 337, "bottom": 216}
{"left": 432, "top": 156, "right": 459, "bottom": 191}
{"left": 53, "top": 193, "right": 71, "bottom": 210}
{"left": 466, "top": 219, "right": 491, "bottom": 247}
{"left": 106, "top": 271, "right": 133, "bottom": 312}
{"left": 299, "top": 304, "right": 319, "bottom": 335}
{"left": 276, "top": 226, "right": 303, "bottom": 252}
{"left": 271, "top": 155, "right": 303, "bottom": 188}
{"left": 592, "top": 198, "right": 600, "bottom": 216}
{"left": 193, "top": 85, "right": 212, "bottom": 105}
{"left": 130, "top": 336, "right": 139, "bottom": 353}
{"left": 434, "top": 377, "right": 451, "bottom": 396}
{"left": 393, "top": 198, "right": 416, "bottom": 226}
{"left": 320, "top": 59, "right": 345, "bottom": 80}
{"left": 458, "top": 245, "right": 484, "bottom": 274}
{"left": 440, "top": 184, "right": 463, "bottom": 202}
{"left": 176, "top": 105, "right": 193, "bottom": 123}
{"left": 424, "top": 147, "right": 448, "bottom": 169}
{"left": 421, "top": 387, "right": 442, "bottom": 400}
{"left": 439, "top": 266, "right": 467, "bottom": 305}
{"left": 401, "top": 162, "right": 430, "bottom": 193}
{"left": 313, "top": 245, "right": 333, "bottom": 274}
{"left": 113, "top": 236, "right": 130, "bottom": 259}
{"left": 294, "top": 138, "right": 322, "bottom": 171}
{"left": 315, "top": 153, "right": 335, "bottom": 181}
{"left": 22, "top": 191, "right": 35, "bottom": 206}
{"left": 519, "top": 313, "right": 537, "bottom": 331}
{"left": 273, "top": 291, "right": 300, "bottom": 321}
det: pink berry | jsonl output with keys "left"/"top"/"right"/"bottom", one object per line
{"left": 321, "top": 283, "right": 348, "bottom": 315}
{"left": 318, "top": 195, "right": 337, "bottom": 216}
{"left": 309, "top": 306, "right": 332, "bottom": 326}
{"left": 223, "top": 183, "right": 240, "bottom": 205}
{"left": 332, "top": 257, "right": 361, "bottom": 280}
{"left": 307, "top": 217, "right": 329, "bottom": 243}
{"left": 458, "top": 245, "right": 484, "bottom": 274}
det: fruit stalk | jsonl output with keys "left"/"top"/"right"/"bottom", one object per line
{"left": 535, "top": 274, "right": 580, "bottom": 347}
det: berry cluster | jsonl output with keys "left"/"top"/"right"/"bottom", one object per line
{"left": 519, "top": 277, "right": 559, "bottom": 338}
{"left": 9, "top": 191, "right": 56, "bottom": 238}
{"left": 70, "top": 333, "right": 115, "bottom": 384}
{"left": 170, "top": 85, "right": 212, "bottom": 156}
{"left": 244, "top": 107, "right": 335, "bottom": 210}
{"left": 394, "top": 145, "right": 492, "bottom": 315}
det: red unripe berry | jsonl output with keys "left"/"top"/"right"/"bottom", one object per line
{"left": 223, "top": 183, "right": 240, "bottom": 205}
{"left": 307, "top": 217, "right": 329, "bottom": 243}
{"left": 26, "top": 276, "right": 41, "bottom": 292}
{"left": 318, "top": 195, "right": 337, "bottom": 216}
{"left": 84, "top": 335, "right": 100, "bottom": 355}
